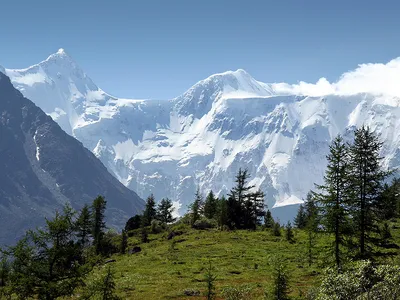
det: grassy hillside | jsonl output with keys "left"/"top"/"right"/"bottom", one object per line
{"left": 83, "top": 220, "right": 400, "bottom": 299}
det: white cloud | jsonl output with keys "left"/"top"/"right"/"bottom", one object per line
{"left": 272, "top": 57, "right": 400, "bottom": 97}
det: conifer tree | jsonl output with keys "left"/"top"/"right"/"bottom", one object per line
{"left": 285, "top": 221, "right": 294, "bottom": 243}
{"left": 92, "top": 196, "right": 107, "bottom": 255}
{"left": 227, "top": 169, "right": 263, "bottom": 229}
{"left": 204, "top": 190, "right": 218, "bottom": 219}
{"left": 348, "top": 126, "right": 391, "bottom": 258}
{"left": 156, "top": 198, "right": 176, "bottom": 224}
{"left": 8, "top": 205, "right": 89, "bottom": 299}
{"left": 100, "top": 266, "right": 121, "bottom": 300}
{"left": 273, "top": 221, "right": 282, "bottom": 237}
{"left": 216, "top": 196, "right": 228, "bottom": 229}
{"left": 269, "top": 258, "right": 290, "bottom": 300}
{"left": 76, "top": 204, "right": 92, "bottom": 248}
{"left": 314, "top": 135, "right": 350, "bottom": 269}
{"left": 264, "top": 209, "right": 274, "bottom": 229}
{"left": 142, "top": 194, "right": 157, "bottom": 226}
{"left": 120, "top": 230, "right": 128, "bottom": 254}
{"left": 204, "top": 261, "right": 217, "bottom": 300}
{"left": 190, "top": 188, "right": 203, "bottom": 226}
{"left": 294, "top": 204, "right": 307, "bottom": 229}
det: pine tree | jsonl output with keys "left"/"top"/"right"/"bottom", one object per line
{"left": 76, "top": 204, "right": 92, "bottom": 248}
{"left": 120, "top": 230, "right": 128, "bottom": 254}
{"left": 100, "top": 266, "right": 121, "bottom": 300}
{"left": 244, "top": 189, "right": 265, "bottom": 230}
{"left": 314, "top": 135, "right": 350, "bottom": 269}
{"left": 216, "top": 196, "right": 228, "bottom": 229}
{"left": 142, "top": 194, "right": 157, "bottom": 226}
{"left": 264, "top": 209, "right": 274, "bottom": 229}
{"left": 348, "top": 126, "right": 391, "bottom": 258}
{"left": 190, "top": 188, "right": 203, "bottom": 226}
{"left": 285, "top": 221, "right": 294, "bottom": 243}
{"left": 273, "top": 221, "right": 282, "bottom": 237}
{"left": 227, "top": 169, "right": 257, "bottom": 229}
{"left": 269, "top": 258, "right": 290, "bottom": 300}
{"left": 204, "top": 190, "right": 218, "bottom": 219}
{"left": 204, "top": 260, "right": 217, "bottom": 300}
{"left": 156, "top": 198, "right": 176, "bottom": 224}
{"left": 92, "top": 196, "right": 107, "bottom": 255}
{"left": 294, "top": 204, "right": 307, "bottom": 229}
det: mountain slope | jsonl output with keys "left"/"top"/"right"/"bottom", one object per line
{"left": 0, "top": 71, "right": 144, "bottom": 244}
{"left": 6, "top": 50, "right": 400, "bottom": 217}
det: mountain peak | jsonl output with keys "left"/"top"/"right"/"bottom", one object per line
{"left": 57, "top": 48, "right": 66, "bottom": 55}
{"left": 45, "top": 48, "right": 73, "bottom": 63}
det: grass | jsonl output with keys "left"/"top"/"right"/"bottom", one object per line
{"left": 79, "top": 219, "right": 400, "bottom": 299}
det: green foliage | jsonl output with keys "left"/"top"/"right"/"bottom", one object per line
{"left": 204, "top": 190, "right": 218, "bottom": 219}
{"left": 83, "top": 266, "right": 121, "bottom": 300}
{"left": 124, "top": 214, "right": 142, "bottom": 231}
{"left": 315, "top": 260, "right": 400, "bottom": 300}
{"left": 193, "top": 217, "right": 217, "bottom": 230}
{"left": 268, "top": 257, "right": 290, "bottom": 300}
{"left": 285, "top": 221, "right": 295, "bottom": 243}
{"left": 142, "top": 194, "right": 157, "bottom": 226}
{"left": 264, "top": 209, "right": 274, "bottom": 229}
{"left": 273, "top": 222, "right": 282, "bottom": 237}
{"left": 120, "top": 230, "right": 128, "bottom": 254}
{"left": 7, "top": 204, "right": 92, "bottom": 299}
{"left": 227, "top": 169, "right": 265, "bottom": 230}
{"left": 92, "top": 195, "right": 107, "bottom": 255}
{"left": 348, "top": 126, "right": 391, "bottom": 258}
{"left": 294, "top": 204, "right": 307, "bottom": 229}
{"left": 379, "top": 222, "right": 392, "bottom": 246}
{"left": 204, "top": 261, "right": 217, "bottom": 300}
{"left": 222, "top": 285, "right": 253, "bottom": 300}
{"left": 190, "top": 188, "right": 203, "bottom": 226}
{"left": 76, "top": 204, "right": 92, "bottom": 248}
{"left": 150, "top": 219, "right": 166, "bottom": 234}
{"left": 379, "top": 180, "right": 400, "bottom": 220}
{"left": 157, "top": 198, "right": 176, "bottom": 224}
{"left": 217, "top": 196, "right": 229, "bottom": 229}
{"left": 141, "top": 225, "right": 149, "bottom": 243}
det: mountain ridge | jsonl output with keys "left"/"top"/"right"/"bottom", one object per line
{"left": 0, "top": 70, "right": 144, "bottom": 244}
{"left": 4, "top": 50, "right": 400, "bottom": 217}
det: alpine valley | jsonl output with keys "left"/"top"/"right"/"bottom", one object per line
{"left": 4, "top": 49, "right": 400, "bottom": 219}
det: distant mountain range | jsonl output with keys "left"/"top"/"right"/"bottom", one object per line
{"left": 4, "top": 49, "right": 400, "bottom": 218}
{"left": 0, "top": 70, "right": 144, "bottom": 244}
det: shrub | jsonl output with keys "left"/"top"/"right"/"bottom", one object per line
{"left": 315, "top": 260, "right": 400, "bottom": 299}
{"left": 193, "top": 217, "right": 217, "bottom": 230}
{"left": 222, "top": 285, "right": 253, "bottom": 300}
{"left": 150, "top": 220, "right": 166, "bottom": 234}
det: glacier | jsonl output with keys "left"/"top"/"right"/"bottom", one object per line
{"left": 4, "top": 49, "right": 400, "bottom": 217}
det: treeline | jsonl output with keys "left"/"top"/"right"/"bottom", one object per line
{"left": 126, "top": 168, "right": 272, "bottom": 234}
{"left": 0, "top": 196, "right": 121, "bottom": 299}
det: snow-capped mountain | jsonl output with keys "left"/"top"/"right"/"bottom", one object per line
{"left": 5, "top": 50, "right": 400, "bottom": 216}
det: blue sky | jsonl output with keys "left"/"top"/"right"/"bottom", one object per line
{"left": 1, "top": 0, "right": 400, "bottom": 99}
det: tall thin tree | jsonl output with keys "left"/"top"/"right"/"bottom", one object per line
{"left": 348, "top": 126, "right": 390, "bottom": 258}
{"left": 314, "top": 135, "right": 350, "bottom": 269}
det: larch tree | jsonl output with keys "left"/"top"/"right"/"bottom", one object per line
{"left": 314, "top": 135, "right": 350, "bottom": 269}
{"left": 347, "top": 126, "right": 391, "bottom": 258}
